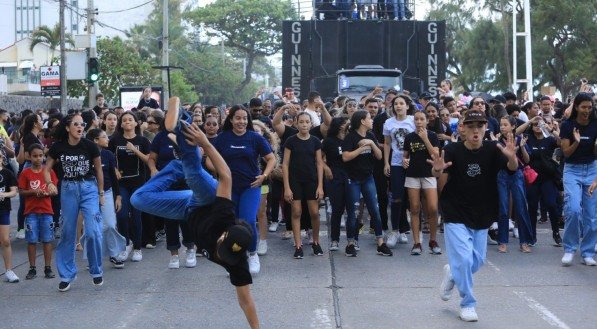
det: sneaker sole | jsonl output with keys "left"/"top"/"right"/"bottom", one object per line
{"left": 345, "top": 253, "right": 357, "bottom": 257}
{"left": 93, "top": 280, "right": 104, "bottom": 287}
{"left": 165, "top": 97, "right": 180, "bottom": 131}
{"left": 460, "top": 316, "right": 478, "bottom": 322}
{"left": 58, "top": 284, "right": 71, "bottom": 292}
{"left": 377, "top": 252, "right": 393, "bottom": 256}
{"left": 112, "top": 264, "right": 124, "bottom": 269}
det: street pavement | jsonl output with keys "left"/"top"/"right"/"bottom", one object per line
{"left": 2, "top": 203, "right": 596, "bottom": 329}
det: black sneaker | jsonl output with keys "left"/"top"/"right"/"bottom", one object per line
{"left": 312, "top": 243, "right": 324, "bottom": 256}
{"left": 93, "top": 277, "right": 104, "bottom": 286}
{"left": 293, "top": 247, "right": 304, "bottom": 259}
{"left": 58, "top": 281, "right": 71, "bottom": 292}
{"left": 25, "top": 266, "right": 37, "bottom": 280}
{"left": 345, "top": 244, "right": 357, "bottom": 257}
{"left": 553, "top": 232, "right": 563, "bottom": 247}
{"left": 110, "top": 256, "right": 125, "bottom": 269}
{"left": 377, "top": 243, "right": 393, "bottom": 256}
{"left": 44, "top": 266, "right": 55, "bottom": 279}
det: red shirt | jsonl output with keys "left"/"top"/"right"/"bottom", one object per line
{"left": 18, "top": 166, "right": 58, "bottom": 215}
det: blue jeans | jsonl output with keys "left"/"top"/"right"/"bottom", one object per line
{"left": 325, "top": 168, "right": 349, "bottom": 242}
{"left": 346, "top": 175, "right": 383, "bottom": 241}
{"left": 232, "top": 187, "right": 261, "bottom": 253}
{"left": 392, "top": 0, "right": 405, "bottom": 19}
{"left": 444, "top": 223, "right": 487, "bottom": 308}
{"left": 25, "top": 213, "right": 54, "bottom": 243}
{"left": 131, "top": 124, "right": 217, "bottom": 220}
{"left": 562, "top": 161, "right": 597, "bottom": 257}
{"left": 100, "top": 189, "right": 126, "bottom": 258}
{"left": 56, "top": 179, "right": 103, "bottom": 281}
{"left": 496, "top": 170, "right": 534, "bottom": 245}
{"left": 117, "top": 185, "right": 143, "bottom": 250}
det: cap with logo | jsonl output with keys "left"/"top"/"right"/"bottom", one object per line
{"left": 216, "top": 221, "right": 253, "bottom": 265}
{"left": 463, "top": 109, "right": 488, "bottom": 124}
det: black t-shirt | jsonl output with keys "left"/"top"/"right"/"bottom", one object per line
{"left": 136, "top": 98, "right": 160, "bottom": 110}
{"left": 441, "top": 141, "right": 509, "bottom": 229}
{"left": 404, "top": 130, "right": 439, "bottom": 178}
{"left": 560, "top": 119, "right": 597, "bottom": 164}
{"left": 48, "top": 138, "right": 100, "bottom": 180}
{"left": 284, "top": 135, "right": 321, "bottom": 183}
{"left": 0, "top": 168, "right": 17, "bottom": 210}
{"left": 100, "top": 148, "right": 119, "bottom": 194}
{"left": 342, "top": 130, "right": 378, "bottom": 181}
{"left": 109, "top": 134, "right": 150, "bottom": 188}
{"left": 279, "top": 125, "right": 323, "bottom": 159}
{"left": 23, "top": 132, "right": 42, "bottom": 154}
{"left": 373, "top": 112, "right": 389, "bottom": 145}
{"left": 187, "top": 197, "right": 252, "bottom": 287}
{"left": 322, "top": 136, "right": 345, "bottom": 171}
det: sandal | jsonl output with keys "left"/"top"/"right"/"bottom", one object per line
{"left": 76, "top": 243, "right": 83, "bottom": 251}
{"left": 520, "top": 244, "right": 531, "bottom": 253}
{"left": 498, "top": 244, "right": 508, "bottom": 253}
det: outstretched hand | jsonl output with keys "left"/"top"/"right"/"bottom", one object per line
{"left": 426, "top": 150, "right": 452, "bottom": 172}
{"left": 496, "top": 133, "right": 518, "bottom": 159}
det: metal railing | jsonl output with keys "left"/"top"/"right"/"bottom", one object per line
{"left": 293, "top": 1, "right": 416, "bottom": 20}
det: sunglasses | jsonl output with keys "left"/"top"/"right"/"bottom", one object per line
{"left": 72, "top": 122, "right": 87, "bottom": 128}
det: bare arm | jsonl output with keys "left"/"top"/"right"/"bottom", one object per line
{"left": 235, "top": 285, "right": 260, "bottom": 329}
{"left": 272, "top": 105, "right": 288, "bottom": 137}
{"left": 315, "top": 149, "right": 324, "bottom": 198}
{"left": 0, "top": 185, "right": 18, "bottom": 199}
{"left": 282, "top": 148, "right": 293, "bottom": 202}
{"left": 148, "top": 151, "right": 159, "bottom": 176}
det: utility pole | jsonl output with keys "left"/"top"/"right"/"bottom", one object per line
{"left": 59, "top": 0, "right": 67, "bottom": 112}
{"left": 512, "top": 0, "right": 533, "bottom": 97}
{"left": 87, "top": 0, "right": 98, "bottom": 108}
{"left": 162, "top": 0, "right": 169, "bottom": 108}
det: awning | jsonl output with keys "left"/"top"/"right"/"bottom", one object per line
{"left": 18, "top": 60, "right": 34, "bottom": 69}
{"left": 0, "top": 62, "right": 17, "bottom": 68}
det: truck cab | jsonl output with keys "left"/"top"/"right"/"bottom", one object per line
{"left": 337, "top": 65, "right": 403, "bottom": 101}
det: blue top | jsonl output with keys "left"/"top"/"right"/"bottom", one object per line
{"left": 150, "top": 130, "right": 179, "bottom": 170}
{"left": 560, "top": 119, "right": 597, "bottom": 164}
{"left": 212, "top": 130, "right": 272, "bottom": 193}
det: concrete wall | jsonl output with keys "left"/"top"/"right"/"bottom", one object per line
{"left": 0, "top": 95, "right": 83, "bottom": 113}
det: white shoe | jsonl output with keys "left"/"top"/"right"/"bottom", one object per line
{"left": 257, "top": 240, "right": 268, "bottom": 256}
{"left": 561, "top": 253, "right": 574, "bottom": 266}
{"left": 268, "top": 222, "right": 279, "bottom": 232}
{"left": 185, "top": 249, "right": 197, "bottom": 268}
{"left": 490, "top": 222, "right": 498, "bottom": 230}
{"left": 168, "top": 255, "right": 180, "bottom": 269}
{"left": 4, "top": 269, "right": 19, "bottom": 283}
{"left": 459, "top": 307, "right": 478, "bottom": 322}
{"left": 512, "top": 228, "right": 519, "bottom": 238}
{"left": 386, "top": 232, "right": 398, "bottom": 248}
{"left": 398, "top": 233, "right": 408, "bottom": 244}
{"left": 582, "top": 257, "right": 597, "bottom": 266}
{"left": 341, "top": 215, "right": 346, "bottom": 228}
{"left": 508, "top": 219, "right": 515, "bottom": 231}
{"left": 16, "top": 229, "right": 25, "bottom": 239}
{"left": 145, "top": 243, "right": 156, "bottom": 249}
{"left": 439, "top": 264, "right": 454, "bottom": 301}
{"left": 329, "top": 241, "right": 339, "bottom": 251}
{"left": 131, "top": 250, "right": 142, "bottom": 262}
{"left": 248, "top": 254, "right": 260, "bottom": 274}
{"left": 117, "top": 243, "right": 133, "bottom": 262}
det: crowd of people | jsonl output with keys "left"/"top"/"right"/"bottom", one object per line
{"left": 0, "top": 82, "right": 596, "bottom": 325}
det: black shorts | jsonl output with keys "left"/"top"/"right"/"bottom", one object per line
{"left": 289, "top": 178, "right": 318, "bottom": 200}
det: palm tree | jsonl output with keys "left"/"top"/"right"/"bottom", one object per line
{"left": 29, "top": 23, "right": 75, "bottom": 65}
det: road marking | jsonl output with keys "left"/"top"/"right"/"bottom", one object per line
{"left": 513, "top": 291, "right": 571, "bottom": 329}
{"left": 486, "top": 260, "right": 501, "bottom": 272}
{"left": 310, "top": 307, "right": 333, "bottom": 329}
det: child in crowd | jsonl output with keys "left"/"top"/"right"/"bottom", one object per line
{"left": 0, "top": 151, "right": 19, "bottom": 283}
{"left": 18, "top": 144, "right": 58, "bottom": 279}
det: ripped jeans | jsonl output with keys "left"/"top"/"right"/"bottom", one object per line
{"left": 56, "top": 179, "right": 103, "bottom": 282}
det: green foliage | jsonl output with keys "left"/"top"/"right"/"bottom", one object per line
{"left": 29, "top": 23, "right": 75, "bottom": 64}
{"left": 169, "top": 70, "right": 198, "bottom": 104}
{"left": 185, "top": 0, "right": 297, "bottom": 93}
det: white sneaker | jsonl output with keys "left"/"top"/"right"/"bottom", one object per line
{"left": 440, "top": 264, "right": 454, "bottom": 301}
{"left": 490, "top": 222, "right": 498, "bottom": 230}
{"left": 257, "top": 240, "right": 268, "bottom": 256}
{"left": 398, "top": 233, "right": 408, "bottom": 244}
{"left": 145, "top": 243, "right": 156, "bottom": 249}
{"left": 248, "top": 254, "right": 260, "bottom": 274}
{"left": 131, "top": 249, "right": 143, "bottom": 262}
{"left": 16, "top": 229, "right": 25, "bottom": 239}
{"left": 268, "top": 222, "right": 279, "bottom": 232}
{"left": 386, "top": 232, "right": 398, "bottom": 248}
{"left": 4, "top": 269, "right": 19, "bottom": 283}
{"left": 512, "top": 227, "right": 519, "bottom": 238}
{"left": 508, "top": 219, "right": 515, "bottom": 231}
{"left": 459, "top": 307, "right": 478, "bottom": 322}
{"left": 329, "top": 241, "right": 339, "bottom": 251}
{"left": 561, "top": 253, "right": 574, "bottom": 266}
{"left": 582, "top": 257, "right": 597, "bottom": 266}
{"left": 117, "top": 243, "right": 133, "bottom": 262}
{"left": 168, "top": 255, "right": 180, "bottom": 269}
{"left": 185, "top": 248, "right": 197, "bottom": 268}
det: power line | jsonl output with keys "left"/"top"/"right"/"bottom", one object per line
{"left": 97, "top": 1, "right": 153, "bottom": 14}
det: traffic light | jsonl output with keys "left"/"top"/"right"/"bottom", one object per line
{"left": 88, "top": 57, "right": 99, "bottom": 83}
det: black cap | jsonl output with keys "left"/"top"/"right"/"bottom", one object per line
{"left": 249, "top": 98, "right": 263, "bottom": 108}
{"left": 420, "top": 92, "right": 433, "bottom": 100}
{"left": 490, "top": 95, "right": 507, "bottom": 104}
{"left": 463, "top": 109, "right": 488, "bottom": 124}
{"left": 216, "top": 221, "right": 253, "bottom": 265}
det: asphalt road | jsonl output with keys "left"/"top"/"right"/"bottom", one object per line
{"left": 2, "top": 204, "right": 596, "bottom": 329}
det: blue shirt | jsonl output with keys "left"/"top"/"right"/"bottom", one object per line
{"left": 150, "top": 130, "right": 179, "bottom": 170}
{"left": 560, "top": 119, "right": 597, "bottom": 164}
{"left": 212, "top": 130, "right": 272, "bottom": 193}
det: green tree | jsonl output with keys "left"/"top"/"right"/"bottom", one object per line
{"left": 68, "top": 37, "right": 157, "bottom": 104}
{"left": 185, "top": 0, "right": 297, "bottom": 94}
{"left": 29, "top": 23, "right": 75, "bottom": 65}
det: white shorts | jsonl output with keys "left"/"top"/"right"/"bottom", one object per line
{"left": 405, "top": 177, "right": 437, "bottom": 189}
